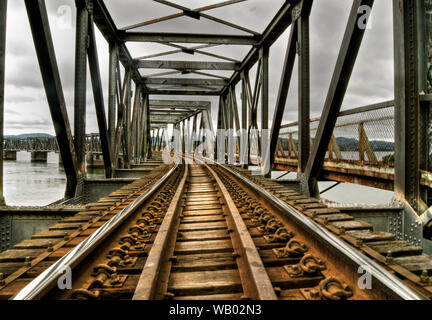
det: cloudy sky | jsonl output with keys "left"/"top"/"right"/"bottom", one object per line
{"left": 3, "top": 0, "right": 394, "bottom": 136}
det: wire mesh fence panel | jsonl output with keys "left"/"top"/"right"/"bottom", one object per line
{"left": 277, "top": 103, "right": 395, "bottom": 166}
{"left": 332, "top": 106, "right": 395, "bottom": 163}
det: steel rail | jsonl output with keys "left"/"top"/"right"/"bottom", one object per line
{"left": 13, "top": 164, "right": 179, "bottom": 300}
{"left": 205, "top": 159, "right": 426, "bottom": 300}
{"left": 203, "top": 162, "right": 277, "bottom": 300}
{"left": 133, "top": 164, "right": 188, "bottom": 300}
{"left": 135, "top": 157, "right": 276, "bottom": 300}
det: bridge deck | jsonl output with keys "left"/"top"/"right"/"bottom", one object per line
{"left": 0, "top": 162, "right": 430, "bottom": 300}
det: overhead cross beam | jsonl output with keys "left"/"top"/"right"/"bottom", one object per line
{"left": 150, "top": 100, "right": 211, "bottom": 108}
{"left": 152, "top": 0, "right": 259, "bottom": 35}
{"left": 161, "top": 43, "right": 240, "bottom": 63}
{"left": 135, "top": 44, "right": 219, "bottom": 60}
{"left": 146, "top": 89, "right": 221, "bottom": 96}
{"left": 120, "top": 32, "right": 259, "bottom": 45}
{"left": 136, "top": 60, "right": 240, "bottom": 71}
{"left": 121, "top": 0, "right": 249, "bottom": 31}
{"left": 143, "top": 78, "right": 227, "bottom": 86}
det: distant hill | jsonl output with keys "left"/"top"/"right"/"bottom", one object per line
{"left": 279, "top": 137, "right": 394, "bottom": 151}
{"left": 4, "top": 133, "right": 54, "bottom": 140}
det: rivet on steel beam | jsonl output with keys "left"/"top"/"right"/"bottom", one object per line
{"left": 47, "top": 242, "right": 53, "bottom": 252}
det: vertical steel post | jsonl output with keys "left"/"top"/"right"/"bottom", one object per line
{"left": 417, "top": 0, "right": 427, "bottom": 93}
{"left": 393, "top": 0, "right": 422, "bottom": 212}
{"left": 87, "top": 13, "right": 112, "bottom": 178}
{"left": 130, "top": 84, "right": 142, "bottom": 163}
{"left": 146, "top": 97, "right": 152, "bottom": 160}
{"left": 182, "top": 121, "right": 186, "bottom": 156}
{"left": 260, "top": 46, "right": 269, "bottom": 176}
{"left": 192, "top": 114, "right": 197, "bottom": 155}
{"left": 141, "top": 95, "right": 148, "bottom": 160}
{"left": 418, "top": 2, "right": 431, "bottom": 207}
{"left": 241, "top": 77, "right": 249, "bottom": 169}
{"left": 298, "top": 8, "right": 311, "bottom": 173}
{"left": 0, "top": 0, "right": 7, "bottom": 205}
{"left": 73, "top": 0, "right": 88, "bottom": 177}
{"left": 136, "top": 98, "right": 141, "bottom": 163}
{"left": 230, "top": 86, "right": 241, "bottom": 162}
{"left": 125, "top": 81, "right": 132, "bottom": 167}
{"left": 216, "top": 97, "right": 222, "bottom": 161}
{"left": 108, "top": 42, "right": 117, "bottom": 154}
{"left": 266, "top": 24, "right": 297, "bottom": 172}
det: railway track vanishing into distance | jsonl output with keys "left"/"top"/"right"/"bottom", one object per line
{"left": 0, "top": 157, "right": 431, "bottom": 300}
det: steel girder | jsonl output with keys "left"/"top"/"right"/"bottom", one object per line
{"left": 305, "top": 0, "right": 375, "bottom": 197}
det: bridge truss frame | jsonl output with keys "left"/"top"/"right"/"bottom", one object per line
{"left": 0, "top": 0, "right": 430, "bottom": 224}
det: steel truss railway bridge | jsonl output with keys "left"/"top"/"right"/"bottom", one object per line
{"left": 0, "top": 0, "right": 432, "bottom": 300}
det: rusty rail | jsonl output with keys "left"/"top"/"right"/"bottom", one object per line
{"left": 206, "top": 158, "right": 425, "bottom": 300}
{"left": 12, "top": 163, "right": 179, "bottom": 300}
{"left": 134, "top": 160, "right": 277, "bottom": 300}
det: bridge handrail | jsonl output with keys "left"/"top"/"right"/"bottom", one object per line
{"left": 280, "top": 100, "right": 395, "bottom": 131}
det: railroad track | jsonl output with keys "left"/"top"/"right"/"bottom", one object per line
{"left": 0, "top": 158, "right": 431, "bottom": 300}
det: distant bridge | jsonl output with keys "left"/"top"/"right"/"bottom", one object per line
{"left": 3, "top": 134, "right": 103, "bottom": 154}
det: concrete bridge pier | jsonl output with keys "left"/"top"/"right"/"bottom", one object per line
{"left": 3, "top": 150, "right": 16, "bottom": 160}
{"left": 86, "top": 153, "right": 104, "bottom": 169}
{"left": 31, "top": 151, "right": 48, "bottom": 162}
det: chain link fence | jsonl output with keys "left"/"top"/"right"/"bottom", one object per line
{"left": 279, "top": 101, "right": 395, "bottom": 165}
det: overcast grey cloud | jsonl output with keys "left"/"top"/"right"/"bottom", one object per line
{"left": 3, "top": 0, "right": 394, "bottom": 136}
